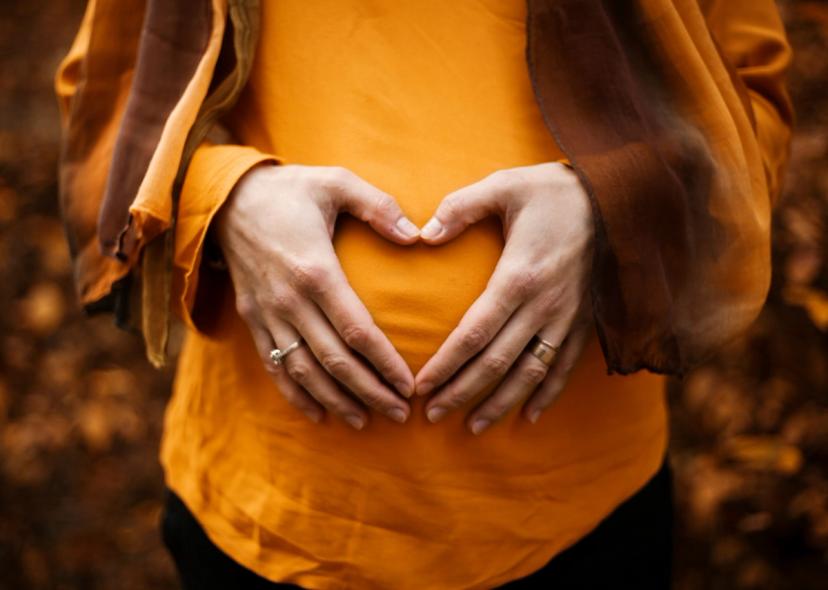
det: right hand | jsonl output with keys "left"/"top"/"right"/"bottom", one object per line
{"left": 213, "top": 164, "right": 421, "bottom": 430}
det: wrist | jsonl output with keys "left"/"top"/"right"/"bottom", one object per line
{"left": 213, "top": 161, "right": 278, "bottom": 248}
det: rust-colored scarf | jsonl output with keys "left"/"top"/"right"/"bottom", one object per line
{"left": 57, "top": 0, "right": 788, "bottom": 375}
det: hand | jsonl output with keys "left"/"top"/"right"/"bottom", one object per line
{"left": 213, "top": 164, "right": 421, "bottom": 429}
{"left": 414, "top": 162, "right": 595, "bottom": 434}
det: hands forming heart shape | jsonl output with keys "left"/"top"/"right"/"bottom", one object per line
{"left": 213, "top": 161, "right": 595, "bottom": 435}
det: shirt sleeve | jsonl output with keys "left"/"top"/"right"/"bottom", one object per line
{"left": 172, "top": 142, "right": 280, "bottom": 336}
{"left": 702, "top": 0, "right": 794, "bottom": 204}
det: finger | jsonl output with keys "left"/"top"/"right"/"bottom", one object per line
{"left": 423, "top": 302, "right": 540, "bottom": 423}
{"left": 247, "top": 321, "right": 325, "bottom": 423}
{"left": 419, "top": 173, "right": 504, "bottom": 244}
{"left": 283, "top": 301, "right": 410, "bottom": 424}
{"left": 414, "top": 270, "right": 523, "bottom": 397}
{"left": 464, "top": 320, "right": 571, "bottom": 435}
{"left": 522, "top": 318, "right": 592, "bottom": 424}
{"left": 267, "top": 316, "right": 372, "bottom": 430}
{"left": 307, "top": 252, "right": 415, "bottom": 397}
{"left": 330, "top": 167, "right": 420, "bottom": 244}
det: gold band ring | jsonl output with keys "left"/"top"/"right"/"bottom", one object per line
{"left": 527, "top": 335, "right": 561, "bottom": 366}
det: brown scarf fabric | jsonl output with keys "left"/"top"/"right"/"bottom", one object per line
{"left": 58, "top": 0, "right": 784, "bottom": 375}
{"left": 58, "top": 0, "right": 259, "bottom": 365}
{"left": 57, "top": 0, "right": 146, "bottom": 317}
{"left": 526, "top": 0, "right": 779, "bottom": 375}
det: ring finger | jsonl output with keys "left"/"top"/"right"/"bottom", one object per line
{"left": 287, "top": 301, "right": 410, "bottom": 423}
{"left": 464, "top": 324, "right": 568, "bottom": 435}
{"left": 266, "top": 315, "right": 371, "bottom": 430}
{"left": 424, "top": 302, "right": 542, "bottom": 422}
{"left": 522, "top": 314, "right": 593, "bottom": 423}
{"left": 249, "top": 321, "right": 324, "bottom": 423}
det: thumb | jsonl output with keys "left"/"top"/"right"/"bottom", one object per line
{"left": 334, "top": 170, "right": 420, "bottom": 245}
{"left": 420, "top": 178, "right": 501, "bottom": 245}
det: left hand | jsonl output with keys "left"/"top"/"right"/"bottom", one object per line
{"left": 414, "top": 162, "right": 595, "bottom": 434}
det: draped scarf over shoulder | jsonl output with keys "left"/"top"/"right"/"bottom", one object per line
{"left": 57, "top": 0, "right": 791, "bottom": 374}
{"left": 57, "top": 0, "right": 259, "bottom": 366}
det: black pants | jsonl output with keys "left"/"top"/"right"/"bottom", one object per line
{"left": 160, "top": 458, "right": 673, "bottom": 589}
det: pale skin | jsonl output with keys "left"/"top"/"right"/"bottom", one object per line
{"left": 213, "top": 161, "right": 594, "bottom": 435}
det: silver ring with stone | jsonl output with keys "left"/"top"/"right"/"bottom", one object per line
{"left": 269, "top": 338, "right": 304, "bottom": 365}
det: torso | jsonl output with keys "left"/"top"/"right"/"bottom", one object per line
{"left": 162, "top": 2, "right": 669, "bottom": 588}
{"left": 227, "top": 0, "right": 560, "bottom": 368}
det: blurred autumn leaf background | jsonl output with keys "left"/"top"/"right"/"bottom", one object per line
{"left": 0, "top": 1, "right": 826, "bottom": 588}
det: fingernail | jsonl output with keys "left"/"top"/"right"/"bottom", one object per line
{"left": 388, "top": 408, "right": 408, "bottom": 423}
{"left": 416, "top": 381, "right": 434, "bottom": 396}
{"left": 471, "top": 418, "right": 490, "bottom": 435}
{"left": 395, "top": 216, "right": 420, "bottom": 238}
{"left": 427, "top": 406, "right": 446, "bottom": 423}
{"left": 345, "top": 414, "right": 365, "bottom": 430}
{"left": 420, "top": 217, "right": 443, "bottom": 240}
{"left": 528, "top": 409, "right": 541, "bottom": 424}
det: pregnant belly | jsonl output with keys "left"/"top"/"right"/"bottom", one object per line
{"left": 333, "top": 214, "right": 504, "bottom": 373}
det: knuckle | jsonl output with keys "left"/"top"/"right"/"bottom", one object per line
{"left": 326, "top": 402, "right": 352, "bottom": 419}
{"left": 486, "top": 168, "right": 508, "bottom": 185}
{"left": 354, "top": 389, "right": 385, "bottom": 411}
{"left": 319, "top": 352, "right": 351, "bottom": 379}
{"left": 332, "top": 165, "right": 354, "bottom": 180}
{"left": 363, "top": 346, "right": 396, "bottom": 376}
{"left": 480, "top": 354, "right": 511, "bottom": 379}
{"left": 520, "top": 364, "right": 549, "bottom": 386}
{"left": 322, "top": 166, "right": 354, "bottom": 190}
{"left": 485, "top": 169, "right": 516, "bottom": 197}
{"left": 430, "top": 368, "right": 452, "bottom": 386}
{"left": 269, "top": 289, "right": 299, "bottom": 316}
{"left": 288, "top": 260, "right": 330, "bottom": 295}
{"left": 234, "top": 295, "right": 257, "bottom": 321}
{"left": 484, "top": 400, "right": 511, "bottom": 418}
{"left": 263, "top": 360, "right": 282, "bottom": 377}
{"left": 371, "top": 193, "right": 396, "bottom": 218}
{"left": 285, "top": 360, "right": 311, "bottom": 385}
{"left": 341, "top": 323, "right": 371, "bottom": 350}
{"left": 505, "top": 268, "right": 541, "bottom": 300}
{"left": 488, "top": 291, "right": 513, "bottom": 319}
{"left": 441, "top": 387, "right": 475, "bottom": 410}
{"left": 460, "top": 325, "right": 490, "bottom": 354}
{"left": 536, "top": 285, "right": 565, "bottom": 315}
{"left": 440, "top": 194, "right": 463, "bottom": 221}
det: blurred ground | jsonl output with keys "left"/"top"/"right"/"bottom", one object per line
{"left": 0, "top": 1, "right": 826, "bottom": 588}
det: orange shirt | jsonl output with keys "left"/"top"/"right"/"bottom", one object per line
{"left": 160, "top": 2, "right": 669, "bottom": 589}
{"left": 51, "top": 0, "right": 791, "bottom": 587}
{"left": 150, "top": 0, "right": 792, "bottom": 588}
